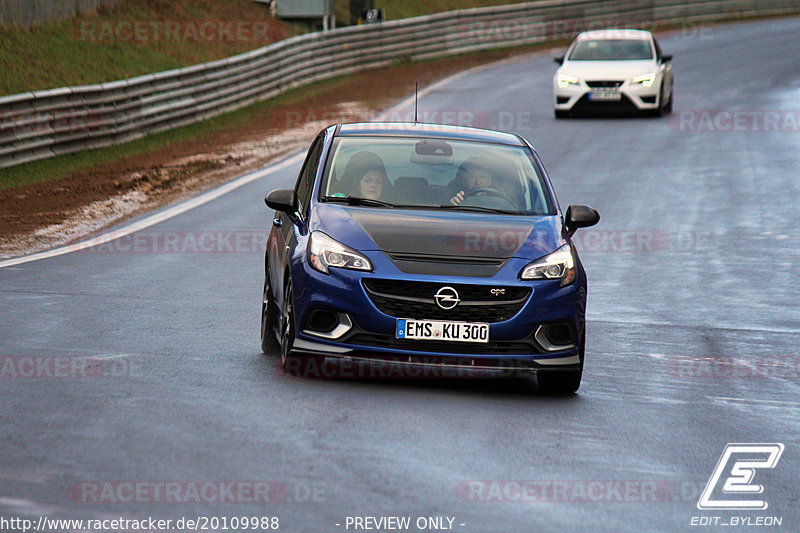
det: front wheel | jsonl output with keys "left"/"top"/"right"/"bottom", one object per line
{"left": 260, "top": 277, "right": 279, "bottom": 354}
{"left": 663, "top": 86, "right": 673, "bottom": 114}
{"left": 279, "top": 280, "right": 297, "bottom": 372}
{"left": 653, "top": 82, "right": 673, "bottom": 117}
{"left": 277, "top": 278, "right": 325, "bottom": 377}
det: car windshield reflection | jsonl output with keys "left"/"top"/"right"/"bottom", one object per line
{"left": 320, "top": 137, "right": 554, "bottom": 216}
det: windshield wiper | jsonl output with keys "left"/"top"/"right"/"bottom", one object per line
{"left": 321, "top": 195, "right": 397, "bottom": 208}
{"left": 437, "top": 204, "right": 517, "bottom": 215}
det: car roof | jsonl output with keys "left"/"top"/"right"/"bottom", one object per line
{"left": 336, "top": 122, "right": 525, "bottom": 146}
{"left": 574, "top": 28, "right": 653, "bottom": 41}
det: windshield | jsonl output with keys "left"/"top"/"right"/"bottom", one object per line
{"left": 568, "top": 39, "right": 653, "bottom": 61}
{"left": 319, "top": 136, "right": 554, "bottom": 215}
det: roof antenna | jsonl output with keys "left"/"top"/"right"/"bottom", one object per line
{"left": 414, "top": 82, "right": 418, "bottom": 123}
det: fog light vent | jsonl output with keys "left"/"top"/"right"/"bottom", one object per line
{"left": 306, "top": 308, "right": 339, "bottom": 333}
{"left": 534, "top": 323, "right": 576, "bottom": 352}
{"left": 302, "top": 309, "right": 353, "bottom": 340}
{"left": 546, "top": 324, "right": 573, "bottom": 346}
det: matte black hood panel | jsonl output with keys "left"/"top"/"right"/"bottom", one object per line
{"left": 348, "top": 209, "right": 557, "bottom": 259}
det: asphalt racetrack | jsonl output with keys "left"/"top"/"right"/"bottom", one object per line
{"left": 1, "top": 17, "right": 799, "bottom": 533}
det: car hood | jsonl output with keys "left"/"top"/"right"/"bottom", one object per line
{"left": 312, "top": 204, "right": 565, "bottom": 260}
{"left": 560, "top": 60, "right": 655, "bottom": 80}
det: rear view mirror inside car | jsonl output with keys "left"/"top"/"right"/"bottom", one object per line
{"left": 411, "top": 139, "right": 454, "bottom": 164}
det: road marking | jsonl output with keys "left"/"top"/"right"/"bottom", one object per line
{"left": 0, "top": 153, "right": 304, "bottom": 269}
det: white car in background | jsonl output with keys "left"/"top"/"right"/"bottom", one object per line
{"left": 553, "top": 29, "right": 674, "bottom": 118}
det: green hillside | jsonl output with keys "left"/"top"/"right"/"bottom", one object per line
{"left": 0, "top": 0, "right": 534, "bottom": 96}
{"left": 0, "top": 0, "right": 296, "bottom": 95}
{"left": 351, "top": 0, "right": 531, "bottom": 21}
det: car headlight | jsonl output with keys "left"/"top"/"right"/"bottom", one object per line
{"left": 556, "top": 74, "right": 580, "bottom": 89}
{"left": 631, "top": 73, "right": 656, "bottom": 88}
{"left": 520, "top": 244, "right": 576, "bottom": 286}
{"left": 308, "top": 231, "right": 372, "bottom": 274}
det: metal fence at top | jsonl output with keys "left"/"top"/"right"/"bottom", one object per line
{"left": 0, "top": 0, "right": 118, "bottom": 28}
{"left": 1, "top": 0, "right": 799, "bottom": 170}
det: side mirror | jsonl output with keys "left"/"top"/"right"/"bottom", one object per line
{"left": 661, "top": 54, "right": 673, "bottom": 63}
{"left": 265, "top": 189, "right": 297, "bottom": 213}
{"left": 565, "top": 205, "right": 600, "bottom": 236}
{"left": 553, "top": 56, "right": 564, "bottom": 65}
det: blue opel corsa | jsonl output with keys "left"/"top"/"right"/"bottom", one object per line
{"left": 262, "top": 123, "right": 599, "bottom": 392}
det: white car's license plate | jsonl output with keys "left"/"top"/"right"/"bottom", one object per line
{"left": 396, "top": 319, "right": 489, "bottom": 343}
{"left": 589, "top": 89, "right": 621, "bottom": 101}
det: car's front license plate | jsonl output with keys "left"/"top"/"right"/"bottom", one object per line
{"left": 396, "top": 319, "right": 489, "bottom": 343}
{"left": 589, "top": 89, "right": 621, "bottom": 101}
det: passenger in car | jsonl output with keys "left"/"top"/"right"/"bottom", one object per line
{"left": 340, "top": 151, "right": 393, "bottom": 201}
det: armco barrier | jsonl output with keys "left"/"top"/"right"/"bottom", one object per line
{"left": 1, "top": 0, "right": 799, "bottom": 169}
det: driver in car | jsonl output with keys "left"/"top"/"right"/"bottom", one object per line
{"left": 449, "top": 158, "right": 509, "bottom": 207}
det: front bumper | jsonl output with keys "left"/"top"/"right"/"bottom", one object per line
{"left": 554, "top": 81, "right": 661, "bottom": 113}
{"left": 289, "top": 250, "right": 585, "bottom": 369}
{"left": 289, "top": 341, "right": 580, "bottom": 380}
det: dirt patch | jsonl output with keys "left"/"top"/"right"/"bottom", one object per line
{"left": 0, "top": 48, "right": 542, "bottom": 259}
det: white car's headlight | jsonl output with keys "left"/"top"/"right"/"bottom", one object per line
{"left": 308, "top": 231, "right": 372, "bottom": 274}
{"left": 632, "top": 73, "right": 656, "bottom": 88}
{"left": 556, "top": 74, "right": 580, "bottom": 89}
{"left": 520, "top": 244, "right": 576, "bottom": 286}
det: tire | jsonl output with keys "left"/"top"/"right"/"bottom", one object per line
{"left": 653, "top": 82, "right": 672, "bottom": 117}
{"left": 663, "top": 87, "right": 673, "bottom": 114}
{"left": 260, "top": 276, "right": 280, "bottom": 354}
{"left": 554, "top": 109, "right": 569, "bottom": 119}
{"left": 536, "top": 326, "right": 585, "bottom": 394}
{"left": 279, "top": 279, "right": 297, "bottom": 372}
{"left": 277, "top": 277, "right": 326, "bottom": 377}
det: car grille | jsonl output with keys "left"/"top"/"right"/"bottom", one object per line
{"left": 362, "top": 279, "right": 530, "bottom": 323}
{"left": 586, "top": 80, "right": 623, "bottom": 88}
{"left": 572, "top": 93, "right": 639, "bottom": 113}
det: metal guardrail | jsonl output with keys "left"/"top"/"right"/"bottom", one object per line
{"left": 2, "top": 0, "right": 799, "bottom": 169}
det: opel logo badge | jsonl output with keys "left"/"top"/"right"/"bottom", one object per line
{"left": 434, "top": 286, "right": 460, "bottom": 310}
